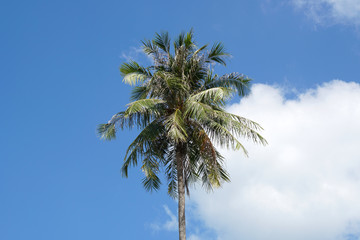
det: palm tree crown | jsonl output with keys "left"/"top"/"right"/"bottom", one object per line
{"left": 98, "top": 30, "right": 267, "bottom": 240}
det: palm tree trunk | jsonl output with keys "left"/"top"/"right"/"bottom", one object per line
{"left": 176, "top": 144, "right": 186, "bottom": 240}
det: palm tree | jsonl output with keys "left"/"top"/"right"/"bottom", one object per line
{"left": 98, "top": 30, "right": 267, "bottom": 240}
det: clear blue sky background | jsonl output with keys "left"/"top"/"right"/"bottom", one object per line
{"left": 1, "top": 1, "right": 359, "bottom": 239}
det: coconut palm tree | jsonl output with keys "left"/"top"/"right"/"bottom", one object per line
{"left": 98, "top": 30, "right": 267, "bottom": 240}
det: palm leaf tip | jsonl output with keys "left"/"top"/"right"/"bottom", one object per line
{"left": 142, "top": 173, "right": 161, "bottom": 192}
{"left": 154, "top": 31, "right": 171, "bottom": 53}
{"left": 97, "top": 123, "right": 116, "bottom": 140}
{"left": 119, "top": 61, "right": 149, "bottom": 85}
{"left": 141, "top": 39, "right": 157, "bottom": 55}
{"left": 208, "top": 42, "right": 230, "bottom": 66}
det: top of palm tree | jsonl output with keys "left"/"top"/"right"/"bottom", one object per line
{"left": 98, "top": 30, "right": 267, "bottom": 198}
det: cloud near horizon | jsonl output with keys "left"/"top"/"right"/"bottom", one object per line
{"left": 292, "top": 0, "right": 360, "bottom": 26}
{"left": 190, "top": 80, "right": 360, "bottom": 240}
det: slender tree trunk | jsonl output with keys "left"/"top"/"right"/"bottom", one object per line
{"left": 176, "top": 144, "right": 186, "bottom": 240}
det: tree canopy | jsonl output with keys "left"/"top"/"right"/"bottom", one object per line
{"left": 98, "top": 30, "right": 267, "bottom": 240}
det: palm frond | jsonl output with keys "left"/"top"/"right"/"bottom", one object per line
{"left": 204, "top": 118, "right": 249, "bottom": 155}
{"left": 125, "top": 98, "right": 164, "bottom": 116}
{"left": 189, "top": 87, "right": 234, "bottom": 105}
{"left": 174, "top": 31, "right": 185, "bottom": 51}
{"left": 165, "top": 109, "right": 187, "bottom": 142}
{"left": 193, "top": 44, "right": 208, "bottom": 57}
{"left": 130, "top": 86, "right": 149, "bottom": 101}
{"left": 98, "top": 111, "right": 128, "bottom": 140}
{"left": 205, "top": 73, "right": 251, "bottom": 96}
{"left": 142, "top": 39, "right": 158, "bottom": 56}
{"left": 207, "top": 42, "right": 230, "bottom": 66}
{"left": 142, "top": 174, "right": 161, "bottom": 192}
{"left": 184, "top": 29, "right": 195, "bottom": 51}
{"left": 97, "top": 123, "right": 116, "bottom": 140}
{"left": 154, "top": 71, "right": 188, "bottom": 93}
{"left": 184, "top": 100, "right": 212, "bottom": 120}
{"left": 120, "top": 61, "right": 150, "bottom": 85}
{"left": 212, "top": 110, "right": 268, "bottom": 145}
{"left": 154, "top": 31, "right": 171, "bottom": 54}
{"left": 122, "top": 120, "right": 166, "bottom": 177}
{"left": 141, "top": 156, "right": 161, "bottom": 192}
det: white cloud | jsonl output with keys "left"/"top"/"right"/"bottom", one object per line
{"left": 163, "top": 205, "right": 177, "bottom": 231}
{"left": 119, "top": 46, "right": 149, "bottom": 62}
{"left": 292, "top": 0, "right": 360, "bottom": 25}
{"left": 188, "top": 234, "right": 202, "bottom": 240}
{"left": 150, "top": 205, "right": 177, "bottom": 232}
{"left": 191, "top": 80, "right": 360, "bottom": 240}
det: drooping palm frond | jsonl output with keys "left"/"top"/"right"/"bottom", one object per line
{"left": 164, "top": 146, "right": 178, "bottom": 198}
{"left": 165, "top": 109, "right": 187, "bottom": 143}
{"left": 211, "top": 110, "right": 268, "bottom": 145}
{"left": 120, "top": 61, "right": 151, "bottom": 85}
{"left": 188, "top": 87, "right": 234, "bottom": 106}
{"left": 141, "top": 156, "right": 161, "bottom": 192}
{"left": 125, "top": 99, "right": 164, "bottom": 116}
{"left": 122, "top": 120, "right": 166, "bottom": 177}
{"left": 205, "top": 72, "right": 252, "bottom": 96}
{"left": 97, "top": 122, "right": 116, "bottom": 140}
{"left": 204, "top": 117, "right": 249, "bottom": 155}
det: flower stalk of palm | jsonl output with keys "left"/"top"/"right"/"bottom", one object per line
{"left": 98, "top": 30, "right": 267, "bottom": 240}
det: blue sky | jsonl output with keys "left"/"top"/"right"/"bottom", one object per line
{"left": 1, "top": 1, "right": 360, "bottom": 240}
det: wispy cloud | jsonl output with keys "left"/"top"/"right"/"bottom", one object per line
{"left": 149, "top": 205, "right": 177, "bottom": 232}
{"left": 191, "top": 80, "right": 360, "bottom": 240}
{"left": 119, "top": 47, "right": 144, "bottom": 62}
{"left": 292, "top": 0, "right": 360, "bottom": 26}
{"left": 188, "top": 234, "right": 202, "bottom": 240}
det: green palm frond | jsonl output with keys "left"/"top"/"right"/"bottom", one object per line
{"left": 142, "top": 173, "right": 161, "bottom": 192}
{"left": 205, "top": 73, "right": 251, "bottom": 96}
{"left": 97, "top": 111, "right": 127, "bottom": 140}
{"left": 125, "top": 99, "right": 164, "bottom": 116}
{"left": 120, "top": 61, "right": 150, "bottom": 85}
{"left": 154, "top": 31, "right": 171, "bottom": 54}
{"left": 189, "top": 87, "right": 234, "bottom": 105}
{"left": 207, "top": 42, "right": 230, "bottom": 66}
{"left": 142, "top": 39, "right": 158, "bottom": 56}
{"left": 184, "top": 100, "right": 213, "bottom": 120}
{"left": 174, "top": 31, "right": 185, "bottom": 51}
{"left": 166, "top": 156, "right": 178, "bottom": 198}
{"left": 192, "top": 44, "right": 208, "bottom": 57}
{"left": 153, "top": 71, "right": 188, "bottom": 94}
{"left": 130, "top": 86, "right": 149, "bottom": 101}
{"left": 122, "top": 120, "right": 166, "bottom": 177}
{"left": 212, "top": 110, "right": 268, "bottom": 145}
{"left": 141, "top": 156, "right": 161, "bottom": 192}
{"left": 184, "top": 29, "right": 195, "bottom": 50}
{"left": 165, "top": 109, "right": 187, "bottom": 142}
{"left": 97, "top": 123, "right": 116, "bottom": 140}
{"left": 196, "top": 149, "right": 230, "bottom": 191}
{"left": 204, "top": 118, "right": 249, "bottom": 155}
